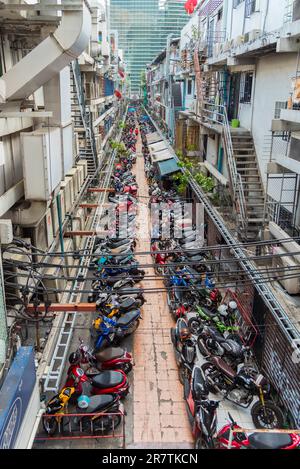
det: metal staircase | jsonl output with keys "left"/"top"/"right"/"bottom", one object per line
{"left": 70, "top": 60, "right": 98, "bottom": 174}
{"left": 231, "top": 131, "right": 266, "bottom": 240}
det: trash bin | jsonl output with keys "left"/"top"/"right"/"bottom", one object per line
{"left": 231, "top": 119, "right": 240, "bottom": 128}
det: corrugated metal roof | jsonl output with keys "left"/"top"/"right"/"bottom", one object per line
{"left": 158, "top": 158, "right": 180, "bottom": 177}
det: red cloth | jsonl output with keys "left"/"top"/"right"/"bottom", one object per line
{"left": 135, "top": 128, "right": 139, "bottom": 136}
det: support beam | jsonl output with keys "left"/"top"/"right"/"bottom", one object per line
{"left": 26, "top": 303, "right": 97, "bottom": 313}
{"left": 87, "top": 188, "right": 115, "bottom": 193}
{"left": 79, "top": 203, "right": 110, "bottom": 208}
{"left": 64, "top": 231, "right": 97, "bottom": 237}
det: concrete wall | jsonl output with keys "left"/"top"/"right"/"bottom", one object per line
{"left": 251, "top": 53, "right": 297, "bottom": 183}
{"left": 226, "top": 0, "right": 286, "bottom": 42}
{"left": 206, "top": 134, "right": 219, "bottom": 166}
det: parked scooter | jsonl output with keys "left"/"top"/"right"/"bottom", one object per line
{"left": 92, "top": 312, "right": 141, "bottom": 351}
{"left": 72, "top": 340, "right": 134, "bottom": 374}
{"left": 43, "top": 386, "right": 123, "bottom": 436}
{"left": 65, "top": 365, "right": 130, "bottom": 399}
{"left": 217, "top": 413, "right": 300, "bottom": 450}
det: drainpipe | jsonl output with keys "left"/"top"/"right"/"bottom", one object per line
{"left": 166, "top": 34, "right": 174, "bottom": 141}
{"left": 0, "top": 248, "right": 7, "bottom": 366}
{"left": 0, "top": 0, "right": 91, "bottom": 104}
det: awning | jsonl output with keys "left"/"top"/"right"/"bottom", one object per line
{"left": 149, "top": 141, "right": 168, "bottom": 153}
{"left": 146, "top": 132, "right": 163, "bottom": 145}
{"left": 157, "top": 158, "right": 180, "bottom": 177}
{"left": 151, "top": 149, "right": 174, "bottom": 163}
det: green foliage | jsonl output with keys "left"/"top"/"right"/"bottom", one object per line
{"left": 186, "top": 143, "right": 198, "bottom": 152}
{"left": 109, "top": 140, "right": 129, "bottom": 157}
{"left": 194, "top": 172, "right": 215, "bottom": 192}
{"left": 173, "top": 154, "right": 215, "bottom": 194}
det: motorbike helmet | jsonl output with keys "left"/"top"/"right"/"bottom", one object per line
{"left": 77, "top": 395, "right": 90, "bottom": 409}
{"left": 69, "top": 351, "right": 81, "bottom": 365}
{"left": 228, "top": 301, "right": 238, "bottom": 312}
{"left": 218, "top": 304, "right": 229, "bottom": 317}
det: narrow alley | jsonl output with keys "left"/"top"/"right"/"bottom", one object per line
{"left": 131, "top": 132, "right": 193, "bottom": 448}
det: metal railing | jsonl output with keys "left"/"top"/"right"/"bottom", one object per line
{"left": 35, "top": 411, "right": 126, "bottom": 447}
{"left": 197, "top": 101, "right": 248, "bottom": 233}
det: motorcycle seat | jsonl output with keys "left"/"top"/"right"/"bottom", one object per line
{"left": 92, "top": 371, "right": 124, "bottom": 389}
{"left": 95, "top": 347, "right": 124, "bottom": 362}
{"left": 248, "top": 433, "right": 292, "bottom": 450}
{"left": 119, "top": 297, "right": 137, "bottom": 311}
{"left": 83, "top": 395, "right": 115, "bottom": 413}
{"left": 211, "top": 356, "right": 236, "bottom": 379}
{"left": 117, "top": 310, "right": 140, "bottom": 326}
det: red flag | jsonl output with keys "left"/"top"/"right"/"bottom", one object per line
{"left": 114, "top": 90, "right": 122, "bottom": 99}
{"left": 118, "top": 70, "right": 125, "bottom": 79}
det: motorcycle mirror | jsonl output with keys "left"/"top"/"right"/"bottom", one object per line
{"left": 228, "top": 413, "right": 236, "bottom": 425}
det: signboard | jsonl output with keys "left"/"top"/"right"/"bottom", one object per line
{"left": 0, "top": 347, "right": 36, "bottom": 449}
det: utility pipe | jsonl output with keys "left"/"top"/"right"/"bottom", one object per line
{"left": 0, "top": 1, "right": 91, "bottom": 103}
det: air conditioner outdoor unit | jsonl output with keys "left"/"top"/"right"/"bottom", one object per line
{"left": 61, "top": 179, "right": 72, "bottom": 213}
{"left": 66, "top": 168, "right": 80, "bottom": 198}
{"left": 235, "top": 35, "right": 245, "bottom": 46}
{"left": 77, "top": 165, "right": 84, "bottom": 189}
{"left": 249, "top": 29, "right": 262, "bottom": 41}
{"left": 65, "top": 176, "right": 75, "bottom": 206}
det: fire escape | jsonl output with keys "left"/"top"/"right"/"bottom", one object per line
{"left": 70, "top": 59, "right": 98, "bottom": 175}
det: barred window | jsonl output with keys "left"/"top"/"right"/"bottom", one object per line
{"left": 240, "top": 72, "right": 254, "bottom": 104}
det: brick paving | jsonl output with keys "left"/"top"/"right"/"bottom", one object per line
{"left": 132, "top": 133, "right": 193, "bottom": 448}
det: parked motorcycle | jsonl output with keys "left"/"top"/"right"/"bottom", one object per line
{"left": 201, "top": 357, "right": 285, "bottom": 429}
{"left": 76, "top": 339, "right": 134, "bottom": 374}
{"left": 217, "top": 413, "right": 300, "bottom": 450}
{"left": 92, "top": 311, "right": 141, "bottom": 351}
{"left": 43, "top": 386, "right": 123, "bottom": 436}
{"left": 65, "top": 365, "right": 130, "bottom": 399}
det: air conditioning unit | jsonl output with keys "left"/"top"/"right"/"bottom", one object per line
{"left": 45, "top": 208, "right": 54, "bottom": 247}
{"left": 61, "top": 179, "right": 72, "bottom": 213}
{"left": 248, "top": 29, "right": 262, "bottom": 41}
{"left": 65, "top": 176, "right": 75, "bottom": 206}
{"left": 66, "top": 168, "right": 80, "bottom": 198}
{"left": 77, "top": 165, "right": 84, "bottom": 189}
{"left": 21, "top": 128, "right": 62, "bottom": 201}
{"left": 235, "top": 35, "right": 245, "bottom": 46}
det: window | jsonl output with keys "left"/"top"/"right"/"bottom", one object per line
{"left": 274, "top": 101, "right": 287, "bottom": 119}
{"left": 217, "top": 8, "right": 223, "bottom": 21}
{"left": 240, "top": 72, "right": 253, "bottom": 104}
{"left": 245, "top": 0, "right": 258, "bottom": 17}
{"left": 187, "top": 79, "right": 192, "bottom": 95}
{"left": 233, "top": 0, "right": 244, "bottom": 8}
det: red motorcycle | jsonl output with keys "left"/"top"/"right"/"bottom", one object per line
{"left": 184, "top": 366, "right": 300, "bottom": 449}
{"left": 217, "top": 414, "right": 300, "bottom": 450}
{"left": 75, "top": 340, "right": 134, "bottom": 374}
{"left": 123, "top": 185, "right": 138, "bottom": 197}
{"left": 65, "top": 365, "right": 129, "bottom": 399}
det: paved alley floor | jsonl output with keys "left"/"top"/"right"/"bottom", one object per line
{"left": 132, "top": 132, "right": 193, "bottom": 448}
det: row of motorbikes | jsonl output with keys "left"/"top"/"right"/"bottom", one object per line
{"left": 140, "top": 116, "right": 300, "bottom": 450}
{"left": 42, "top": 110, "right": 144, "bottom": 437}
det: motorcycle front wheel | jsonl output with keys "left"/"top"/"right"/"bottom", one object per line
{"left": 195, "top": 436, "right": 211, "bottom": 449}
{"left": 43, "top": 416, "right": 58, "bottom": 435}
{"left": 251, "top": 400, "right": 285, "bottom": 429}
{"left": 188, "top": 317, "right": 203, "bottom": 335}
{"left": 178, "top": 364, "right": 190, "bottom": 385}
